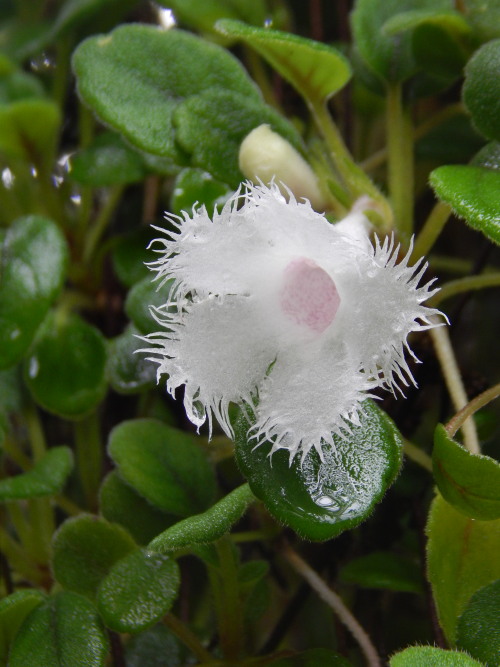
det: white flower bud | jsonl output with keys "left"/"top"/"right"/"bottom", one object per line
{"left": 239, "top": 124, "right": 327, "bottom": 211}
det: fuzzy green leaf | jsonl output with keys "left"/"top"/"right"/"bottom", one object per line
{"left": 170, "top": 168, "right": 232, "bottom": 217}
{"left": 216, "top": 19, "right": 351, "bottom": 103}
{"left": 234, "top": 401, "right": 403, "bottom": 541}
{"left": 430, "top": 165, "right": 500, "bottom": 245}
{"left": 0, "top": 446, "right": 73, "bottom": 500}
{"left": 390, "top": 646, "right": 485, "bottom": 666}
{"left": 433, "top": 424, "right": 500, "bottom": 520}
{"left": 106, "top": 324, "right": 156, "bottom": 395}
{"left": 0, "top": 216, "right": 68, "bottom": 370}
{"left": 426, "top": 493, "right": 500, "bottom": 642}
{"left": 125, "top": 276, "right": 174, "bottom": 336}
{"left": 9, "top": 592, "right": 109, "bottom": 667}
{"left": 157, "top": 0, "right": 269, "bottom": 33}
{"left": 0, "top": 99, "right": 60, "bottom": 164}
{"left": 0, "top": 590, "right": 45, "bottom": 664}
{"left": 108, "top": 419, "right": 217, "bottom": 517}
{"left": 97, "top": 548, "right": 180, "bottom": 633}
{"left": 52, "top": 514, "right": 137, "bottom": 599}
{"left": 457, "top": 579, "right": 500, "bottom": 666}
{"left": 339, "top": 551, "right": 423, "bottom": 593}
{"left": 463, "top": 38, "right": 500, "bottom": 140}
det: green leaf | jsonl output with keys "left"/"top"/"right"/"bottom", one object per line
{"left": 426, "top": 493, "right": 500, "bottom": 642}
{"left": 72, "top": 24, "right": 260, "bottom": 161}
{"left": 170, "top": 168, "right": 232, "bottom": 217}
{"left": 0, "top": 590, "right": 45, "bottom": 664}
{"left": 463, "top": 39, "right": 500, "bottom": 141}
{"left": 471, "top": 141, "right": 500, "bottom": 170}
{"left": 149, "top": 483, "right": 255, "bottom": 552}
{"left": 433, "top": 424, "right": 500, "bottom": 520}
{"left": 0, "top": 68, "right": 46, "bottom": 104}
{"left": 174, "top": 88, "right": 304, "bottom": 188}
{"left": 111, "top": 227, "right": 155, "bottom": 288}
{"left": 216, "top": 19, "right": 352, "bottom": 103}
{"left": 234, "top": 400, "right": 403, "bottom": 541}
{"left": 125, "top": 276, "right": 173, "bottom": 336}
{"left": 351, "top": 0, "right": 451, "bottom": 84}
{"left": 50, "top": 0, "right": 139, "bottom": 40}
{"left": 106, "top": 324, "right": 156, "bottom": 394}
{"left": 158, "top": 0, "right": 269, "bottom": 34}
{"left": 339, "top": 551, "right": 423, "bottom": 593}
{"left": 0, "top": 446, "right": 73, "bottom": 500}
{"left": 0, "top": 216, "right": 68, "bottom": 369}
{"left": 457, "top": 579, "right": 500, "bottom": 667}
{"left": 125, "top": 624, "right": 185, "bottom": 666}
{"left": 69, "top": 131, "right": 147, "bottom": 186}
{"left": 100, "top": 471, "right": 176, "bottom": 546}
{"left": 108, "top": 418, "right": 217, "bottom": 517}
{"left": 52, "top": 514, "right": 137, "bottom": 599}
{"left": 97, "top": 548, "right": 180, "bottom": 633}
{"left": 430, "top": 165, "right": 500, "bottom": 245}
{"left": 0, "top": 99, "right": 60, "bottom": 165}
{"left": 24, "top": 312, "right": 108, "bottom": 419}
{"left": 463, "top": 0, "right": 500, "bottom": 41}
{"left": 8, "top": 591, "right": 109, "bottom": 667}
{"left": 390, "top": 646, "right": 485, "bottom": 666}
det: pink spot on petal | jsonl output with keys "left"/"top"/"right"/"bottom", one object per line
{"left": 280, "top": 257, "right": 340, "bottom": 334}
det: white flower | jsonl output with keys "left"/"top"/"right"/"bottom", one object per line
{"left": 142, "top": 182, "right": 444, "bottom": 461}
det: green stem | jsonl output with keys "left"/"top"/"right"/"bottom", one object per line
{"left": 309, "top": 100, "right": 392, "bottom": 229}
{"left": 412, "top": 202, "right": 451, "bottom": 260}
{"left": 0, "top": 526, "right": 43, "bottom": 585}
{"left": 430, "top": 323, "right": 480, "bottom": 454}
{"left": 24, "top": 401, "right": 46, "bottom": 463}
{"left": 244, "top": 46, "right": 280, "bottom": 109}
{"left": 83, "top": 185, "right": 124, "bottom": 264}
{"left": 445, "top": 382, "right": 500, "bottom": 439}
{"left": 163, "top": 613, "right": 213, "bottom": 663}
{"left": 403, "top": 440, "right": 432, "bottom": 472}
{"left": 74, "top": 412, "right": 103, "bottom": 511}
{"left": 29, "top": 498, "right": 55, "bottom": 564}
{"left": 52, "top": 36, "right": 72, "bottom": 110}
{"left": 429, "top": 272, "right": 500, "bottom": 306}
{"left": 210, "top": 536, "right": 245, "bottom": 661}
{"left": 386, "top": 83, "right": 414, "bottom": 243}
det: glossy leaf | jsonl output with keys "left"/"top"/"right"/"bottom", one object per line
{"left": 339, "top": 551, "right": 423, "bottom": 593}
{"left": 125, "top": 276, "right": 174, "bottom": 336}
{"left": 24, "top": 313, "right": 108, "bottom": 419}
{"left": 72, "top": 24, "right": 260, "bottom": 161}
{"left": 69, "top": 131, "right": 147, "bottom": 186}
{"left": 100, "top": 471, "right": 175, "bottom": 546}
{"left": 433, "top": 424, "right": 500, "bottom": 520}
{"left": 157, "top": 0, "right": 269, "bottom": 34}
{"left": 0, "top": 216, "right": 68, "bottom": 370}
{"left": 97, "top": 548, "right": 180, "bottom": 632}
{"left": 149, "top": 483, "right": 255, "bottom": 552}
{"left": 174, "top": 88, "right": 304, "bottom": 188}
{"left": 0, "top": 590, "right": 45, "bottom": 664}
{"left": 111, "top": 227, "right": 155, "bottom": 287}
{"left": 390, "top": 646, "right": 484, "bottom": 666}
{"left": 170, "top": 167, "right": 231, "bottom": 217}
{"left": 216, "top": 19, "right": 351, "bottom": 103}
{"left": 457, "top": 579, "right": 500, "bottom": 667}
{"left": 0, "top": 446, "right": 73, "bottom": 500}
{"left": 52, "top": 514, "right": 136, "bottom": 599}
{"left": 8, "top": 591, "right": 109, "bottom": 667}
{"left": 351, "top": 0, "right": 451, "bottom": 84}
{"left": 471, "top": 141, "right": 500, "bottom": 170}
{"left": 108, "top": 418, "right": 217, "bottom": 517}
{"left": 234, "top": 401, "right": 403, "bottom": 541}
{"left": 426, "top": 493, "right": 500, "bottom": 641}
{"left": 0, "top": 99, "right": 60, "bottom": 164}
{"left": 463, "top": 39, "right": 500, "bottom": 140}
{"left": 106, "top": 324, "right": 156, "bottom": 394}
{"left": 430, "top": 165, "right": 500, "bottom": 245}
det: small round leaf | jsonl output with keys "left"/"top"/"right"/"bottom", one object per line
{"left": 390, "top": 646, "right": 484, "bottom": 666}
{"left": 464, "top": 39, "right": 500, "bottom": 140}
{"left": 0, "top": 446, "right": 73, "bottom": 500}
{"left": 457, "top": 579, "right": 500, "bottom": 666}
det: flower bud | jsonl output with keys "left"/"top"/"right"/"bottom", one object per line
{"left": 239, "top": 124, "right": 327, "bottom": 210}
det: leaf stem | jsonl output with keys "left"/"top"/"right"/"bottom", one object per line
{"left": 83, "top": 185, "right": 124, "bottom": 264}
{"left": 283, "top": 545, "right": 381, "bottom": 667}
{"left": 429, "top": 272, "right": 500, "bottom": 306}
{"left": 412, "top": 202, "right": 451, "bottom": 260}
{"left": 163, "top": 613, "right": 213, "bottom": 663}
{"left": 430, "top": 323, "right": 480, "bottom": 454}
{"left": 403, "top": 440, "right": 433, "bottom": 472}
{"left": 386, "top": 83, "right": 414, "bottom": 243}
{"left": 74, "top": 412, "right": 103, "bottom": 511}
{"left": 445, "top": 382, "right": 500, "bottom": 439}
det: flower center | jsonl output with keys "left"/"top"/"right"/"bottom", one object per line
{"left": 280, "top": 257, "right": 340, "bottom": 334}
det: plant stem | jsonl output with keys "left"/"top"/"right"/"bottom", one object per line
{"left": 429, "top": 272, "right": 500, "bottom": 306}
{"left": 309, "top": 100, "right": 392, "bottom": 229}
{"left": 403, "top": 440, "right": 433, "bottom": 472}
{"left": 386, "top": 83, "right": 414, "bottom": 244}
{"left": 445, "top": 382, "right": 500, "bottom": 439}
{"left": 163, "top": 613, "right": 213, "bottom": 663}
{"left": 412, "top": 202, "right": 451, "bottom": 260}
{"left": 74, "top": 412, "right": 103, "bottom": 511}
{"left": 430, "top": 323, "right": 480, "bottom": 454}
{"left": 24, "top": 401, "right": 46, "bottom": 462}
{"left": 83, "top": 185, "right": 124, "bottom": 263}
{"left": 283, "top": 545, "right": 381, "bottom": 667}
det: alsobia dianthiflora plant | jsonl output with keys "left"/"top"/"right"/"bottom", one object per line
{"left": 1, "top": 1, "right": 500, "bottom": 666}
